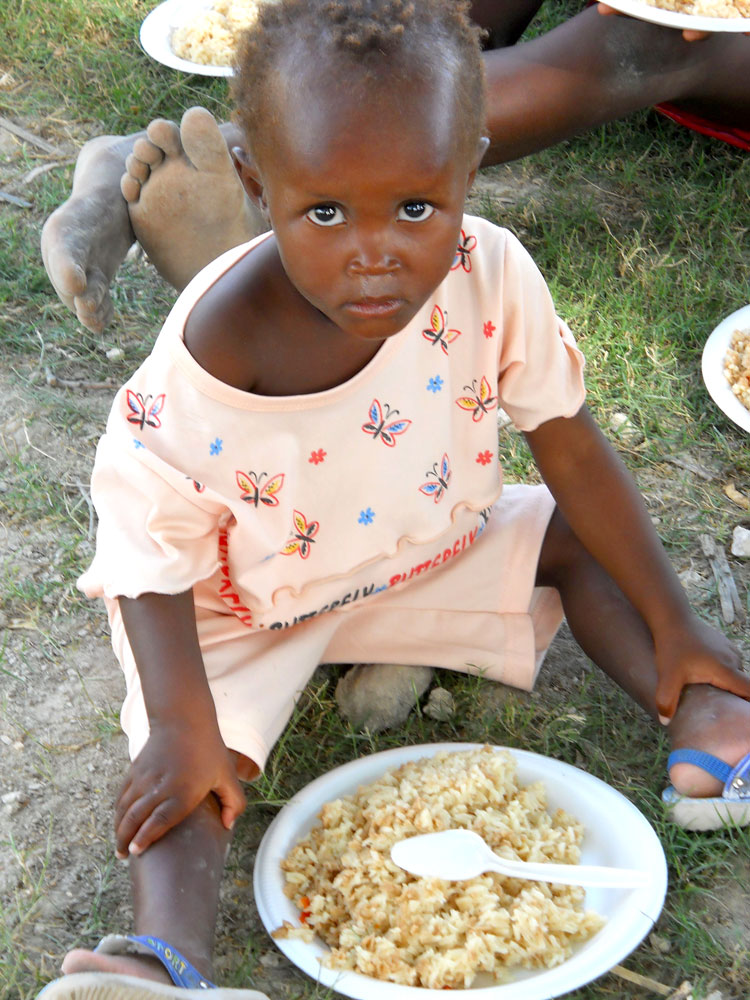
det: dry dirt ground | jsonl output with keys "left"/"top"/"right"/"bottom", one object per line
{"left": 1, "top": 174, "right": 750, "bottom": 1000}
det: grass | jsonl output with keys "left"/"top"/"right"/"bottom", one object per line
{"left": 1, "top": 1, "right": 749, "bottom": 998}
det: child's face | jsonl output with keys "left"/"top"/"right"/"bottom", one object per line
{"left": 238, "top": 64, "right": 485, "bottom": 342}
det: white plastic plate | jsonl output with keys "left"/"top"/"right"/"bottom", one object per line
{"left": 601, "top": 0, "right": 750, "bottom": 32}
{"left": 140, "top": 0, "right": 235, "bottom": 76}
{"left": 702, "top": 303, "right": 750, "bottom": 433}
{"left": 254, "top": 743, "right": 668, "bottom": 1000}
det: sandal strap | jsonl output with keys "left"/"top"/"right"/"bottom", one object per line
{"left": 96, "top": 934, "right": 216, "bottom": 989}
{"left": 668, "top": 749, "right": 750, "bottom": 801}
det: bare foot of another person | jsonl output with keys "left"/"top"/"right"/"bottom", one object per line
{"left": 41, "top": 134, "right": 139, "bottom": 333}
{"left": 123, "top": 107, "right": 264, "bottom": 291}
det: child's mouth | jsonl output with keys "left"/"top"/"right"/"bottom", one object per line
{"left": 345, "top": 298, "right": 403, "bottom": 319}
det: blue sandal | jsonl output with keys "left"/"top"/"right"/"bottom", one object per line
{"left": 36, "top": 935, "right": 270, "bottom": 999}
{"left": 663, "top": 749, "right": 750, "bottom": 830}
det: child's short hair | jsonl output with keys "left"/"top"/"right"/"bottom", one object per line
{"left": 231, "top": 0, "right": 486, "bottom": 156}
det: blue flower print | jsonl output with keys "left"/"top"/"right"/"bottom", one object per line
{"left": 427, "top": 375, "right": 444, "bottom": 394}
{"left": 209, "top": 437, "right": 223, "bottom": 456}
{"left": 133, "top": 438, "right": 145, "bottom": 449}
{"left": 358, "top": 508, "right": 375, "bottom": 526}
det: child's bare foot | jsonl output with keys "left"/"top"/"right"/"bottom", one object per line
{"left": 667, "top": 684, "right": 750, "bottom": 797}
{"left": 60, "top": 948, "right": 173, "bottom": 984}
{"left": 123, "top": 107, "right": 265, "bottom": 291}
{"left": 41, "top": 135, "right": 138, "bottom": 333}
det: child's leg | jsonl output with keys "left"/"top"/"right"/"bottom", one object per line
{"left": 60, "top": 791, "right": 232, "bottom": 983}
{"left": 123, "top": 108, "right": 264, "bottom": 292}
{"left": 536, "top": 508, "right": 750, "bottom": 798}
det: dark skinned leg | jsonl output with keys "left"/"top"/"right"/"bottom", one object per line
{"left": 61, "top": 794, "right": 231, "bottom": 982}
{"left": 482, "top": 5, "right": 750, "bottom": 164}
{"left": 536, "top": 508, "right": 750, "bottom": 798}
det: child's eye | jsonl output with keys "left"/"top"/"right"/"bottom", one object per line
{"left": 306, "top": 205, "right": 344, "bottom": 226}
{"left": 398, "top": 202, "right": 434, "bottom": 222}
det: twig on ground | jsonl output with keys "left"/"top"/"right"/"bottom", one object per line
{"left": 700, "top": 534, "right": 745, "bottom": 624}
{"left": 0, "top": 189, "right": 32, "bottom": 208}
{"left": 0, "top": 115, "right": 60, "bottom": 153}
{"left": 21, "top": 159, "right": 75, "bottom": 185}
{"left": 610, "top": 963, "right": 673, "bottom": 995}
{"left": 44, "top": 368, "right": 117, "bottom": 391}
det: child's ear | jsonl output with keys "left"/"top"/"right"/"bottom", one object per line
{"left": 466, "top": 136, "right": 490, "bottom": 191}
{"left": 231, "top": 146, "right": 268, "bottom": 217}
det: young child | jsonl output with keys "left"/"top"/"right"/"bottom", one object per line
{"left": 42, "top": 0, "right": 750, "bottom": 996}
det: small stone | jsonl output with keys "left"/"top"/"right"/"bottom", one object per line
{"left": 649, "top": 931, "right": 671, "bottom": 954}
{"left": 335, "top": 663, "right": 434, "bottom": 732}
{"left": 105, "top": 347, "right": 125, "bottom": 361}
{"left": 423, "top": 687, "right": 455, "bottom": 721}
{"left": 730, "top": 524, "right": 750, "bottom": 557}
{"left": 609, "top": 411, "right": 643, "bottom": 445}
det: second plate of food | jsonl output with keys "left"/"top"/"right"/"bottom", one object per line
{"left": 254, "top": 743, "right": 667, "bottom": 1000}
{"left": 702, "top": 303, "right": 750, "bottom": 434}
{"left": 601, "top": 0, "right": 750, "bottom": 32}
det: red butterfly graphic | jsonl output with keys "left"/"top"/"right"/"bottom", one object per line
{"left": 281, "top": 509, "right": 319, "bottom": 559}
{"left": 455, "top": 376, "right": 498, "bottom": 422}
{"left": 236, "top": 469, "right": 285, "bottom": 507}
{"left": 126, "top": 390, "right": 165, "bottom": 429}
{"left": 186, "top": 477, "right": 205, "bottom": 493}
{"left": 362, "top": 399, "right": 412, "bottom": 447}
{"left": 419, "top": 453, "right": 451, "bottom": 503}
{"left": 422, "top": 305, "right": 461, "bottom": 356}
{"left": 451, "top": 230, "right": 477, "bottom": 272}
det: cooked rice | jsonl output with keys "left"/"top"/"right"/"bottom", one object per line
{"left": 643, "top": 0, "right": 750, "bottom": 16}
{"left": 274, "top": 747, "right": 605, "bottom": 989}
{"left": 171, "top": 0, "right": 266, "bottom": 67}
{"left": 724, "top": 327, "right": 750, "bottom": 410}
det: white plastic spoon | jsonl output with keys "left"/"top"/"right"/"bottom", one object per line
{"left": 390, "top": 829, "right": 651, "bottom": 889}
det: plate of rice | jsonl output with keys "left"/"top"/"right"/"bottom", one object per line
{"left": 254, "top": 743, "right": 667, "bottom": 999}
{"left": 601, "top": 0, "right": 750, "bottom": 31}
{"left": 702, "top": 303, "right": 750, "bottom": 434}
{"left": 140, "top": 0, "right": 270, "bottom": 76}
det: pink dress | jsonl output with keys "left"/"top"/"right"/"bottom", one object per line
{"left": 78, "top": 215, "right": 586, "bottom": 768}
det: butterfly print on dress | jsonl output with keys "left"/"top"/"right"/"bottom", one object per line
{"left": 419, "top": 453, "right": 451, "bottom": 503}
{"left": 422, "top": 305, "right": 461, "bottom": 356}
{"left": 281, "top": 509, "right": 319, "bottom": 559}
{"left": 126, "top": 390, "right": 165, "bottom": 429}
{"left": 236, "top": 470, "right": 285, "bottom": 507}
{"left": 362, "top": 399, "right": 412, "bottom": 447}
{"left": 455, "top": 376, "right": 498, "bottom": 422}
{"left": 451, "top": 230, "right": 477, "bottom": 272}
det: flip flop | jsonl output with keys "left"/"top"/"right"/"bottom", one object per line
{"left": 663, "top": 749, "right": 750, "bottom": 831}
{"left": 36, "top": 935, "right": 270, "bottom": 999}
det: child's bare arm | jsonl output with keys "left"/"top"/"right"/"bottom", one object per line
{"left": 525, "top": 405, "right": 750, "bottom": 720}
{"left": 114, "top": 589, "right": 246, "bottom": 858}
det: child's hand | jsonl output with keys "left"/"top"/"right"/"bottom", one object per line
{"left": 654, "top": 617, "right": 750, "bottom": 723}
{"left": 113, "top": 723, "right": 246, "bottom": 858}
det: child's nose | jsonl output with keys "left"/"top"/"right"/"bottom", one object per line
{"left": 347, "top": 228, "right": 400, "bottom": 276}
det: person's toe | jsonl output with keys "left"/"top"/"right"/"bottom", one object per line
{"left": 145, "top": 118, "right": 183, "bottom": 159}
{"left": 180, "top": 106, "right": 233, "bottom": 174}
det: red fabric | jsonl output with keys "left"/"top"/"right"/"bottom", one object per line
{"left": 653, "top": 102, "right": 750, "bottom": 151}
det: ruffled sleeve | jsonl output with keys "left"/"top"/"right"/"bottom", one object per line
{"left": 496, "top": 231, "right": 586, "bottom": 431}
{"left": 77, "top": 403, "right": 226, "bottom": 602}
